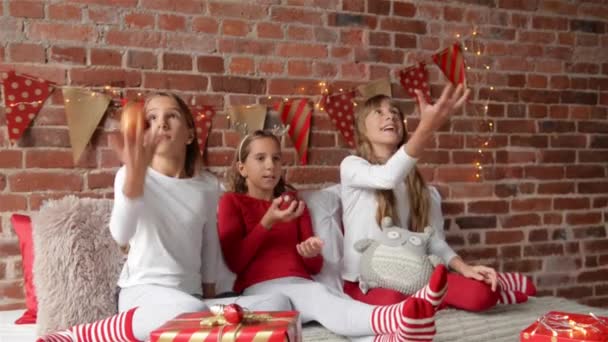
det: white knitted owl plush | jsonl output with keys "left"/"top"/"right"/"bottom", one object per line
{"left": 354, "top": 217, "right": 435, "bottom": 295}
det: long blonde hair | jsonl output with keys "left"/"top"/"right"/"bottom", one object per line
{"left": 225, "top": 130, "right": 294, "bottom": 197}
{"left": 143, "top": 92, "right": 202, "bottom": 178}
{"left": 354, "top": 95, "right": 430, "bottom": 232}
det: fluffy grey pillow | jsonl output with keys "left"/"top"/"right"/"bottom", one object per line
{"left": 32, "top": 196, "right": 123, "bottom": 335}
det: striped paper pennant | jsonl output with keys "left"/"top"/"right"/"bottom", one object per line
{"left": 432, "top": 42, "right": 467, "bottom": 87}
{"left": 274, "top": 99, "right": 312, "bottom": 165}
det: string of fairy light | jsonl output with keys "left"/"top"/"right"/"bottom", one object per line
{"left": 4, "top": 29, "right": 495, "bottom": 181}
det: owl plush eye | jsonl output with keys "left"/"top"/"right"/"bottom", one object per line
{"left": 408, "top": 236, "right": 422, "bottom": 246}
{"left": 387, "top": 231, "right": 401, "bottom": 240}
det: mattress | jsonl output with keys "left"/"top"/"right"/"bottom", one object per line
{"left": 2, "top": 297, "right": 607, "bottom": 342}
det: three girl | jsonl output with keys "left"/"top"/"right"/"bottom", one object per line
{"left": 341, "top": 86, "right": 536, "bottom": 311}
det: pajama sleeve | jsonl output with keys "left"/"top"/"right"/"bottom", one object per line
{"left": 340, "top": 149, "right": 418, "bottom": 190}
{"left": 200, "top": 180, "right": 221, "bottom": 283}
{"left": 217, "top": 193, "right": 271, "bottom": 274}
{"left": 109, "top": 167, "right": 144, "bottom": 246}
{"left": 427, "top": 186, "right": 458, "bottom": 264}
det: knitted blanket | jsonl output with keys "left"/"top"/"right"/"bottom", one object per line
{"left": 302, "top": 296, "right": 608, "bottom": 341}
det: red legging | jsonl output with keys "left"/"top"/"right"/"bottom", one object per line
{"left": 344, "top": 272, "right": 499, "bottom": 312}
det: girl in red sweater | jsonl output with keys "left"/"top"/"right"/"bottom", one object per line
{"left": 219, "top": 130, "right": 448, "bottom": 341}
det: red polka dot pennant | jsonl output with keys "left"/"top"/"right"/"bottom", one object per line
{"left": 2, "top": 71, "right": 55, "bottom": 143}
{"left": 192, "top": 105, "right": 215, "bottom": 157}
{"left": 399, "top": 62, "right": 431, "bottom": 104}
{"left": 321, "top": 90, "right": 356, "bottom": 148}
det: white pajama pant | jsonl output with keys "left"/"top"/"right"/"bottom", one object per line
{"left": 244, "top": 277, "right": 375, "bottom": 337}
{"left": 119, "top": 284, "right": 293, "bottom": 341}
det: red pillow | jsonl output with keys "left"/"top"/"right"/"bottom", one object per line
{"left": 11, "top": 214, "right": 37, "bottom": 324}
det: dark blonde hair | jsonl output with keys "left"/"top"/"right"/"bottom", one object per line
{"left": 143, "top": 92, "right": 201, "bottom": 178}
{"left": 225, "top": 130, "right": 294, "bottom": 197}
{"left": 354, "top": 95, "right": 430, "bottom": 232}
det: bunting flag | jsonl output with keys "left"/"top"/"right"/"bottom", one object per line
{"left": 2, "top": 71, "right": 55, "bottom": 143}
{"left": 274, "top": 99, "right": 312, "bottom": 165}
{"left": 432, "top": 42, "right": 467, "bottom": 86}
{"left": 192, "top": 105, "right": 215, "bottom": 156}
{"left": 63, "top": 87, "right": 111, "bottom": 162}
{"left": 321, "top": 90, "right": 356, "bottom": 148}
{"left": 399, "top": 62, "right": 432, "bottom": 103}
{"left": 229, "top": 104, "right": 267, "bottom": 137}
{"left": 357, "top": 78, "right": 392, "bottom": 101}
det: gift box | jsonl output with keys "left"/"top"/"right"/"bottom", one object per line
{"left": 520, "top": 311, "right": 608, "bottom": 342}
{"left": 150, "top": 310, "right": 301, "bottom": 342}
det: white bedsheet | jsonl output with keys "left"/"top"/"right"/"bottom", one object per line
{"left": 0, "top": 310, "right": 37, "bottom": 342}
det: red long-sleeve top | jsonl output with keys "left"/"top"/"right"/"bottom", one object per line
{"left": 217, "top": 192, "right": 323, "bottom": 293}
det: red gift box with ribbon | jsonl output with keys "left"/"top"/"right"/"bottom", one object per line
{"left": 520, "top": 311, "right": 608, "bottom": 342}
{"left": 150, "top": 309, "right": 301, "bottom": 342}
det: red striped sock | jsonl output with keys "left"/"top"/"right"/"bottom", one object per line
{"left": 371, "top": 300, "right": 404, "bottom": 335}
{"left": 397, "top": 298, "right": 436, "bottom": 342}
{"left": 412, "top": 264, "right": 448, "bottom": 308}
{"left": 373, "top": 334, "right": 398, "bottom": 342}
{"left": 37, "top": 308, "right": 138, "bottom": 342}
{"left": 497, "top": 290, "right": 528, "bottom": 305}
{"left": 496, "top": 272, "right": 536, "bottom": 296}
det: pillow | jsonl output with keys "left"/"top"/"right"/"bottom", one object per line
{"left": 32, "top": 196, "right": 124, "bottom": 335}
{"left": 299, "top": 185, "right": 345, "bottom": 294}
{"left": 11, "top": 214, "right": 37, "bottom": 324}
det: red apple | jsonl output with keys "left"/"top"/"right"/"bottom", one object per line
{"left": 223, "top": 303, "right": 244, "bottom": 324}
{"left": 120, "top": 101, "right": 145, "bottom": 139}
{"left": 278, "top": 194, "right": 296, "bottom": 211}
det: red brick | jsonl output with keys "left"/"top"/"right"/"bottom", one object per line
{"left": 532, "top": 16, "right": 568, "bottom": 30}
{"left": 257, "top": 23, "right": 284, "bottom": 39}
{"left": 367, "top": 0, "right": 390, "bottom": 15}
{"left": 443, "top": 7, "right": 463, "bottom": 22}
{"left": 9, "top": 43, "right": 45, "bottom": 63}
{"left": 258, "top": 60, "right": 284, "bottom": 75}
{"left": 208, "top": 2, "right": 268, "bottom": 20}
{"left": 106, "top": 30, "right": 163, "bottom": 49}
{"left": 287, "top": 26, "right": 314, "bottom": 41}
{"left": 192, "top": 17, "right": 219, "bottom": 34}
{"left": 144, "top": 72, "right": 207, "bottom": 91}
{"left": 197, "top": 56, "right": 224, "bottom": 73}
{"left": 229, "top": 57, "right": 255, "bottom": 75}
{"left": 222, "top": 19, "right": 251, "bottom": 37}
{"left": 512, "top": 198, "right": 552, "bottom": 212}
{"left": 9, "top": 0, "right": 44, "bottom": 18}
{"left": 468, "top": 200, "right": 509, "bottom": 214}
{"left": 124, "top": 12, "right": 154, "bottom": 29}
{"left": 87, "top": 8, "right": 118, "bottom": 24}
{"left": 343, "top": 0, "right": 364, "bottom": 12}
{"left": 90, "top": 49, "right": 123, "bottom": 66}
{"left": 162, "top": 53, "right": 192, "bottom": 71}
{"left": 277, "top": 43, "right": 327, "bottom": 58}
{"left": 70, "top": 68, "right": 141, "bottom": 87}
{"left": 159, "top": 14, "right": 186, "bottom": 31}
{"left": 211, "top": 76, "right": 265, "bottom": 94}
{"left": 501, "top": 213, "right": 541, "bottom": 228}
{"left": 566, "top": 165, "right": 605, "bottom": 179}
{"left": 48, "top": 3, "right": 82, "bottom": 21}
{"left": 313, "top": 61, "right": 337, "bottom": 78}
{"left": 458, "top": 247, "right": 498, "bottom": 260}
{"left": 286, "top": 60, "right": 312, "bottom": 77}
{"left": 140, "top": 0, "right": 203, "bottom": 13}
{"left": 25, "top": 150, "right": 96, "bottom": 169}
{"left": 17, "top": 127, "right": 70, "bottom": 148}
{"left": 0, "top": 150, "right": 22, "bottom": 168}
{"left": 486, "top": 230, "right": 524, "bottom": 244}
{"left": 270, "top": 7, "right": 323, "bottom": 26}
{"left": 219, "top": 39, "right": 275, "bottom": 55}
{"left": 269, "top": 79, "right": 322, "bottom": 96}
{"left": 49, "top": 46, "right": 86, "bottom": 65}
{"left": 87, "top": 172, "right": 115, "bottom": 190}
{"left": 393, "top": 2, "right": 416, "bottom": 17}
{"left": 8, "top": 172, "right": 83, "bottom": 192}
{"left": 579, "top": 270, "right": 608, "bottom": 283}
{"left": 566, "top": 212, "right": 602, "bottom": 226}
{"left": 503, "top": 259, "right": 543, "bottom": 273}
{"left": 286, "top": 167, "right": 339, "bottom": 184}
{"left": 0, "top": 194, "right": 27, "bottom": 212}
{"left": 380, "top": 18, "right": 426, "bottom": 34}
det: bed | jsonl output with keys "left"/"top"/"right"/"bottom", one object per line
{"left": 3, "top": 296, "right": 607, "bottom": 341}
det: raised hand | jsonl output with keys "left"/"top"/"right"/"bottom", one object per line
{"left": 260, "top": 196, "right": 306, "bottom": 229}
{"left": 416, "top": 83, "right": 470, "bottom": 133}
{"left": 296, "top": 236, "right": 324, "bottom": 258}
{"left": 109, "top": 122, "right": 161, "bottom": 198}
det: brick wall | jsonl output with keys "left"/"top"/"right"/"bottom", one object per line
{"left": 1, "top": 0, "right": 607, "bottom": 310}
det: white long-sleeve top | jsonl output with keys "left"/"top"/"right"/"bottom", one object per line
{"left": 340, "top": 149, "right": 458, "bottom": 282}
{"left": 110, "top": 166, "right": 221, "bottom": 296}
